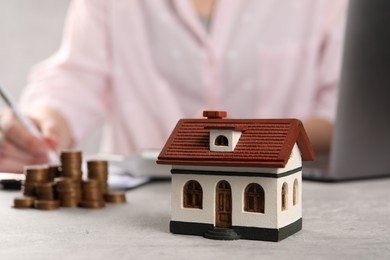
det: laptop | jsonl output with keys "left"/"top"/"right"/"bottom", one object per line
{"left": 303, "top": 0, "right": 390, "bottom": 181}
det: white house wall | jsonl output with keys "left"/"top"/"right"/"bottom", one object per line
{"left": 171, "top": 174, "right": 216, "bottom": 225}
{"left": 171, "top": 174, "right": 276, "bottom": 228}
{"left": 170, "top": 144, "right": 303, "bottom": 229}
{"left": 276, "top": 172, "right": 302, "bottom": 228}
{"left": 276, "top": 144, "right": 303, "bottom": 228}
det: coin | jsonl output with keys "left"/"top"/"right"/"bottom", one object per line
{"left": 55, "top": 177, "right": 81, "bottom": 190}
{"left": 82, "top": 179, "right": 100, "bottom": 189}
{"left": 48, "top": 165, "right": 61, "bottom": 179}
{"left": 35, "top": 182, "right": 55, "bottom": 193}
{"left": 24, "top": 165, "right": 51, "bottom": 182}
{"left": 79, "top": 200, "right": 105, "bottom": 209}
{"left": 87, "top": 160, "right": 108, "bottom": 170}
{"left": 13, "top": 150, "right": 125, "bottom": 211}
{"left": 104, "top": 192, "right": 126, "bottom": 203}
{"left": 22, "top": 182, "right": 37, "bottom": 196}
{"left": 60, "top": 150, "right": 82, "bottom": 181}
{"left": 13, "top": 196, "right": 36, "bottom": 208}
{"left": 34, "top": 200, "right": 60, "bottom": 210}
{"left": 60, "top": 198, "right": 80, "bottom": 208}
{"left": 83, "top": 190, "right": 102, "bottom": 200}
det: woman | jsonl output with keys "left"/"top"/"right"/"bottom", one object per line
{"left": 0, "top": 0, "right": 348, "bottom": 172}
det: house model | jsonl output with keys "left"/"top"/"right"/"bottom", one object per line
{"left": 157, "top": 111, "right": 315, "bottom": 241}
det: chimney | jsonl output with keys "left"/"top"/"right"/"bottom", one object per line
{"left": 203, "top": 111, "right": 227, "bottom": 119}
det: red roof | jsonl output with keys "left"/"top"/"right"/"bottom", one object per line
{"left": 157, "top": 112, "right": 315, "bottom": 168}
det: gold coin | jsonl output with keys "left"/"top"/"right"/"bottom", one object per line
{"left": 60, "top": 198, "right": 80, "bottom": 208}
{"left": 34, "top": 200, "right": 60, "bottom": 210}
{"left": 13, "top": 196, "right": 36, "bottom": 208}
{"left": 79, "top": 200, "right": 105, "bottom": 209}
{"left": 82, "top": 189, "right": 103, "bottom": 201}
{"left": 24, "top": 165, "right": 50, "bottom": 182}
{"left": 104, "top": 192, "right": 126, "bottom": 203}
{"left": 82, "top": 179, "right": 100, "bottom": 189}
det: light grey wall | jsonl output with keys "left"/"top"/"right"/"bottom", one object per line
{"left": 0, "top": 0, "right": 101, "bottom": 153}
{"left": 0, "top": 0, "right": 70, "bottom": 98}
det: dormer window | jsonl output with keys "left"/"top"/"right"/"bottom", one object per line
{"left": 209, "top": 129, "right": 242, "bottom": 152}
{"left": 202, "top": 111, "right": 246, "bottom": 152}
{"left": 215, "top": 135, "right": 229, "bottom": 146}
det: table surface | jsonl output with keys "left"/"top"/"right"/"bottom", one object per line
{"left": 0, "top": 178, "right": 389, "bottom": 260}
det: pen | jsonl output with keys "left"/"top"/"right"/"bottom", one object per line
{"left": 0, "top": 82, "right": 59, "bottom": 164}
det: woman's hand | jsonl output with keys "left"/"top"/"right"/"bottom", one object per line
{"left": 303, "top": 117, "right": 333, "bottom": 154}
{"left": 0, "top": 107, "right": 72, "bottom": 173}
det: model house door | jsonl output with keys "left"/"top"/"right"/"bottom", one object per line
{"left": 216, "top": 181, "right": 232, "bottom": 228}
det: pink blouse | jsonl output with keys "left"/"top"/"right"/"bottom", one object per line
{"left": 20, "top": 0, "right": 348, "bottom": 155}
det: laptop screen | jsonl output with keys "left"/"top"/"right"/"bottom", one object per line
{"left": 305, "top": 0, "right": 390, "bottom": 181}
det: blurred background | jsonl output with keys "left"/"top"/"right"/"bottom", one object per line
{"left": 0, "top": 0, "right": 100, "bottom": 153}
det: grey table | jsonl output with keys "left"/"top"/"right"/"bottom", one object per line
{"left": 0, "top": 178, "right": 389, "bottom": 260}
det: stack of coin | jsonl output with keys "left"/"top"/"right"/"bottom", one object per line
{"left": 13, "top": 150, "right": 127, "bottom": 211}
{"left": 15, "top": 165, "right": 57, "bottom": 209}
{"left": 87, "top": 160, "right": 109, "bottom": 195}
{"left": 87, "top": 160, "right": 126, "bottom": 203}
{"left": 60, "top": 150, "right": 83, "bottom": 180}
{"left": 55, "top": 177, "right": 81, "bottom": 207}
{"left": 48, "top": 165, "right": 61, "bottom": 180}
{"left": 34, "top": 182, "right": 60, "bottom": 210}
{"left": 80, "top": 179, "right": 105, "bottom": 208}
{"left": 23, "top": 165, "right": 52, "bottom": 197}
{"left": 35, "top": 182, "right": 56, "bottom": 200}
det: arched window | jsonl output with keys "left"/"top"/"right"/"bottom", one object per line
{"left": 244, "top": 183, "right": 265, "bottom": 213}
{"left": 282, "top": 182, "right": 288, "bottom": 211}
{"left": 183, "top": 180, "right": 203, "bottom": 209}
{"left": 293, "top": 179, "right": 298, "bottom": 206}
{"left": 215, "top": 135, "right": 229, "bottom": 146}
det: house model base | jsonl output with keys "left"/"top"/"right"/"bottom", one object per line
{"left": 170, "top": 218, "right": 302, "bottom": 241}
{"left": 157, "top": 111, "right": 315, "bottom": 242}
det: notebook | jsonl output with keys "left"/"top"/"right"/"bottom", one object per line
{"left": 303, "top": 0, "right": 390, "bottom": 181}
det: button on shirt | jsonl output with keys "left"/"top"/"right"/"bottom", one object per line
{"left": 20, "top": 0, "right": 348, "bottom": 155}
